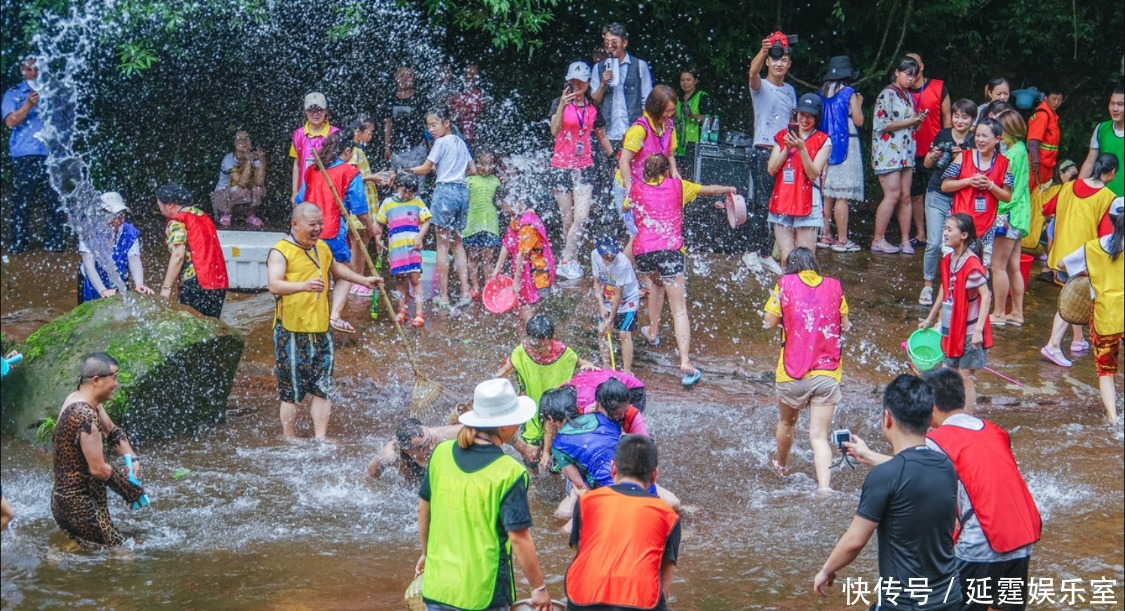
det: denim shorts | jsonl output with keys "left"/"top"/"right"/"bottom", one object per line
{"left": 429, "top": 182, "right": 470, "bottom": 232}
{"left": 768, "top": 188, "right": 824, "bottom": 228}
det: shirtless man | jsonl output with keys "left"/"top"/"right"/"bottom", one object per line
{"left": 366, "top": 418, "right": 461, "bottom": 482}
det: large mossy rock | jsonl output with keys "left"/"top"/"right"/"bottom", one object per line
{"left": 0, "top": 295, "right": 244, "bottom": 444}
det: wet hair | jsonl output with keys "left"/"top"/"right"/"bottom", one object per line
{"left": 526, "top": 314, "right": 555, "bottom": 339}
{"left": 78, "top": 352, "right": 118, "bottom": 388}
{"left": 595, "top": 378, "right": 631, "bottom": 414}
{"left": 893, "top": 56, "right": 920, "bottom": 79}
{"left": 155, "top": 182, "right": 192, "bottom": 206}
{"left": 951, "top": 98, "right": 978, "bottom": 119}
{"left": 426, "top": 106, "right": 451, "bottom": 123}
{"left": 395, "top": 418, "right": 425, "bottom": 449}
{"left": 983, "top": 100, "right": 1012, "bottom": 119}
{"left": 1109, "top": 209, "right": 1125, "bottom": 261}
{"left": 882, "top": 374, "right": 934, "bottom": 436}
{"left": 996, "top": 109, "right": 1027, "bottom": 142}
{"left": 783, "top": 247, "right": 819, "bottom": 275}
{"left": 923, "top": 368, "right": 966, "bottom": 413}
{"left": 540, "top": 386, "right": 580, "bottom": 424}
{"left": 394, "top": 171, "right": 419, "bottom": 194}
{"left": 318, "top": 130, "right": 351, "bottom": 162}
{"left": 614, "top": 435, "right": 658, "bottom": 482}
{"left": 976, "top": 117, "right": 1003, "bottom": 140}
{"left": 983, "top": 77, "right": 1009, "bottom": 99}
{"left": 1092, "top": 153, "right": 1120, "bottom": 181}
{"left": 602, "top": 22, "right": 628, "bottom": 40}
{"left": 644, "top": 84, "right": 677, "bottom": 119}
{"left": 643, "top": 153, "right": 671, "bottom": 182}
{"left": 947, "top": 213, "right": 984, "bottom": 260}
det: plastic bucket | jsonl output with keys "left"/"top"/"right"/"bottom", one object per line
{"left": 907, "top": 328, "right": 944, "bottom": 371}
{"left": 483, "top": 274, "right": 517, "bottom": 313}
{"left": 419, "top": 251, "right": 444, "bottom": 300}
{"left": 1019, "top": 253, "right": 1033, "bottom": 286}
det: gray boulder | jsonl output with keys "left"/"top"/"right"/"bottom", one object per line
{"left": 0, "top": 295, "right": 244, "bottom": 444}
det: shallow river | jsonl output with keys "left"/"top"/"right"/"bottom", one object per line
{"left": 1, "top": 247, "right": 1122, "bottom": 609}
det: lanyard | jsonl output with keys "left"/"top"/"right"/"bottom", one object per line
{"left": 571, "top": 101, "right": 589, "bottom": 132}
{"left": 288, "top": 234, "right": 323, "bottom": 273}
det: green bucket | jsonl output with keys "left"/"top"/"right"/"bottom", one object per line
{"left": 907, "top": 328, "right": 944, "bottom": 371}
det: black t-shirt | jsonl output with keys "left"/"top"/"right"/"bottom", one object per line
{"left": 419, "top": 443, "right": 532, "bottom": 609}
{"left": 855, "top": 446, "right": 962, "bottom": 610}
{"left": 382, "top": 92, "right": 426, "bottom": 153}
{"left": 566, "top": 483, "right": 680, "bottom": 611}
{"left": 926, "top": 128, "right": 976, "bottom": 192}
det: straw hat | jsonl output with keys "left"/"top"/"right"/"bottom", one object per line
{"left": 459, "top": 379, "right": 536, "bottom": 428}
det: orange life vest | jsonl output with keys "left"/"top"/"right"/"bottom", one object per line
{"left": 172, "top": 209, "right": 228, "bottom": 290}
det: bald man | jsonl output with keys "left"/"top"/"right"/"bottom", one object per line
{"left": 267, "top": 203, "right": 382, "bottom": 438}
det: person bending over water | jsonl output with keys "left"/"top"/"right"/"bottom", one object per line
{"left": 367, "top": 418, "right": 461, "bottom": 482}
{"left": 51, "top": 353, "right": 146, "bottom": 546}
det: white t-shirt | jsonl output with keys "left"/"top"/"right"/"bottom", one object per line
{"left": 427, "top": 133, "right": 472, "bottom": 184}
{"left": 750, "top": 79, "right": 797, "bottom": 148}
{"left": 590, "top": 250, "right": 640, "bottom": 313}
{"left": 214, "top": 153, "right": 261, "bottom": 191}
{"left": 1090, "top": 122, "right": 1125, "bottom": 148}
{"left": 925, "top": 413, "right": 1033, "bottom": 562}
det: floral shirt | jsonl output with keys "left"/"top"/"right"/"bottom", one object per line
{"left": 871, "top": 86, "right": 917, "bottom": 174}
{"left": 165, "top": 207, "right": 205, "bottom": 282}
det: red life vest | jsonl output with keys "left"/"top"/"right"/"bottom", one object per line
{"left": 939, "top": 251, "right": 993, "bottom": 358}
{"left": 303, "top": 162, "right": 360, "bottom": 239}
{"left": 912, "top": 78, "right": 945, "bottom": 153}
{"left": 778, "top": 273, "right": 843, "bottom": 379}
{"left": 769, "top": 129, "right": 829, "bottom": 217}
{"left": 927, "top": 420, "right": 1042, "bottom": 554}
{"left": 172, "top": 209, "right": 228, "bottom": 290}
{"left": 950, "top": 149, "right": 1010, "bottom": 237}
{"left": 565, "top": 486, "right": 679, "bottom": 609}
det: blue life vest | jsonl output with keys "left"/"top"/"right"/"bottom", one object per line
{"left": 819, "top": 86, "right": 854, "bottom": 166}
{"left": 79, "top": 223, "right": 140, "bottom": 303}
{"left": 553, "top": 413, "right": 622, "bottom": 488}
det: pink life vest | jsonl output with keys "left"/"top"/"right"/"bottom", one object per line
{"left": 292, "top": 123, "right": 339, "bottom": 191}
{"left": 551, "top": 102, "right": 598, "bottom": 170}
{"left": 630, "top": 177, "right": 685, "bottom": 256}
{"left": 501, "top": 209, "right": 556, "bottom": 304}
{"left": 628, "top": 115, "right": 674, "bottom": 187}
{"left": 778, "top": 273, "right": 843, "bottom": 379}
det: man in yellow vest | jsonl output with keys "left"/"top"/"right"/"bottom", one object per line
{"left": 267, "top": 203, "right": 381, "bottom": 438}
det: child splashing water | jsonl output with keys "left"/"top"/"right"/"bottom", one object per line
{"left": 409, "top": 107, "right": 476, "bottom": 308}
{"left": 491, "top": 188, "right": 556, "bottom": 323}
{"left": 464, "top": 151, "right": 502, "bottom": 300}
{"left": 920, "top": 213, "right": 993, "bottom": 413}
{"left": 373, "top": 172, "right": 431, "bottom": 328}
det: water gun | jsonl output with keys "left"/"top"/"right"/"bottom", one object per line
{"left": 123, "top": 454, "right": 151, "bottom": 510}
{"left": 1, "top": 352, "right": 22, "bottom": 378}
{"left": 370, "top": 241, "right": 387, "bottom": 320}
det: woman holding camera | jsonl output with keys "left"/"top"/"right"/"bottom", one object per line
{"left": 870, "top": 57, "right": 925, "bottom": 254}
{"left": 550, "top": 61, "right": 613, "bottom": 280}
{"left": 919, "top": 99, "right": 978, "bottom": 305}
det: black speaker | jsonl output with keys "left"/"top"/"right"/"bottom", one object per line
{"left": 685, "top": 145, "right": 767, "bottom": 253}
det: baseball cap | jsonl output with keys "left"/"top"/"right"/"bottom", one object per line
{"left": 795, "top": 93, "right": 822, "bottom": 116}
{"left": 596, "top": 236, "right": 620, "bottom": 256}
{"left": 565, "top": 61, "right": 592, "bottom": 83}
{"left": 303, "top": 92, "right": 327, "bottom": 110}
{"left": 1110, "top": 197, "right": 1124, "bottom": 218}
{"left": 99, "top": 192, "right": 128, "bottom": 215}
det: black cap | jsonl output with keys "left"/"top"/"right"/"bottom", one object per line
{"left": 795, "top": 93, "right": 823, "bottom": 116}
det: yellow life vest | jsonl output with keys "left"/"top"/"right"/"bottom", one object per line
{"left": 1047, "top": 181, "right": 1115, "bottom": 272}
{"left": 1085, "top": 238, "right": 1124, "bottom": 335}
{"left": 272, "top": 238, "right": 331, "bottom": 333}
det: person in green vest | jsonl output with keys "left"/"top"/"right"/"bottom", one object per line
{"left": 673, "top": 67, "right": 714, "bottom": 178}
{"left": 495, "top": 315, "right": 596, "bottom": 460}
{"left": 1079, "top": 86, "right": 1124, "bottom": 196}
{"left": 416, "top": 378, "right": 554, "bottom": 611}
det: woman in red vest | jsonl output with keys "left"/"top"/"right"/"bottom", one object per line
{"left": 942, "top": 118, "right": 1014, "bottom": 268}
{"left": 767, "top": 93, "right": 832, "bottom": 266}
{"left": 156, "top": 182, "right": 229, "bottom": 318}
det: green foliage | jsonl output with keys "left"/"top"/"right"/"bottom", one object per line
{"left": 117, "top": 42, "right": 159, "bottom": 76}
{"left": 36, "top": 417, "right": 56, "bottom": 444}
{"left": 420, "top": 0, "right": 559, "bottom": 53}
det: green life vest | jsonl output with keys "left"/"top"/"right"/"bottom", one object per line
{"left": 510, "top": 344, "right": 578, "bottom": 443}
{"left": 674, "top": 90, "right": 709, "bottom": 155}
{"left": 422, "top": 441, "right": 529, "bottom": 610}
{"left": 1097, "top": 120, "right": 1124, "bottom": 196}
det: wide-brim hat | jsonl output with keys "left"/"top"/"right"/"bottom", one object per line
{"left": 459, "top": 378, "right": 537, "bottom": 428}
{"left": 825, "top": 55, "right": 856, "bottom": 80}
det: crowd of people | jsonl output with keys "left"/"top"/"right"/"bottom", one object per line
{"left": 2, "top": 16, "right": 1123, "bottom": 611}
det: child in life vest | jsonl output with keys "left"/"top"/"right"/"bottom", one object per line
{"left": 373, "top": 172, "right": 431, "bottom": 328}
{"left": 1061, "top": 198, "right": 1124, "bottom": 423}
{"left": 920, "top": 213, "right": 993, "bottom": 413}
{"left": 490, "top": 189, "right": 556, "bottom": 324}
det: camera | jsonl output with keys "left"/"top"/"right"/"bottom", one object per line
{"left": 832, "top": 429, "right": 852, "bottom": 450}
{"left": 766, "top": 31, "right": 796, "bottom": 59}
{"left": 933, "top": 141, "right": 956, "bottom": 172}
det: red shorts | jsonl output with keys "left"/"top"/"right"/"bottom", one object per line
{"left": 1092, "top": 329, "right": 1123, "bottom": 377}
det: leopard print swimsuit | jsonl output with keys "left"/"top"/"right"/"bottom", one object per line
{"left": 51, "top": 401, "right": 129, "bottom": 546}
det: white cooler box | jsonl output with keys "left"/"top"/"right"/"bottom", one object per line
{"left": 217, "top": 230, "right": 287, "bottom": 290}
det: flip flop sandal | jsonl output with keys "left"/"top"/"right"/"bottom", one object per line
{"left": 681, "top": 369, "right": 702, "bottom": 388}
{"left": 771, "top": 459, "right": 789, "bottom": 477}
{"left": 640, "top": 325, "right": 660, "bottom": 346}
{"left": 330, "top": 318, "right": 357, "bottom": 334}
{"left": 410, "top": 314, "right": 425, "bottom": 328}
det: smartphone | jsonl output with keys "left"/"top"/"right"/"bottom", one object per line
{"left": 566, "top": 83, "right": 574, "bottom": 95}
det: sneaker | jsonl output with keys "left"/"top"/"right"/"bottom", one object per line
{"left": 870, "top": 240, "right": 901, "bottom": 254}
{"left": 900, "top": 241, "right": 915, "bottom": 255}
{"left": 1040, "top": 346, "right": 1072, "bottom": 368}
{"left": 1070, "top": 340, "right": 1090, "bottom": 354}
{"left": 831, "top": 240, "right": 861, "bottom": 253}
{"left": 556, "top": 261, "right": 580, "bottom": 280}
{"left": 919, "top": 286, "right": 934, "bottom": 306}
{"left": 742, "top": 252, "right": 764, "bottom": 273}
{"left": 761, "top": 256, "right": 783, "bottom": 275}
{"left": 566, "top": 260, "right": 584, "bottom": 279}
{"left": 909, "top": 237, "right": 926, "bottom": 249}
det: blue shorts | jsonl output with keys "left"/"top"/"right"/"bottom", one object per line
{"left": 463, "top": 232, "right": 500, "bottom": 248}
{"left": 323, "top": 234, "right": 350, "bottom": 263}
{"left": 429, "top": 182, "right": 469, "bottom": 232}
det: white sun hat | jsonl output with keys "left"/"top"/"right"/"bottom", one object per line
{"left": 459, "top": 378, "right": 537, "bottom": 428}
